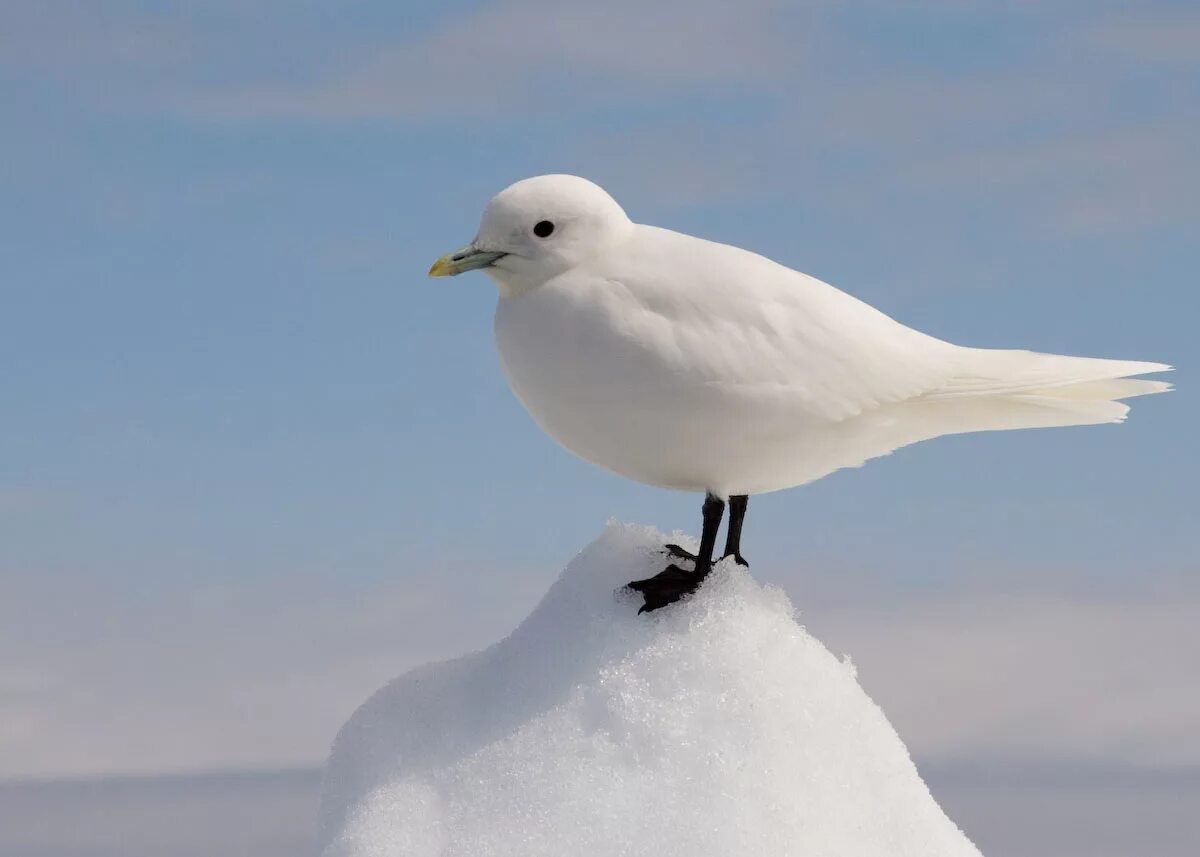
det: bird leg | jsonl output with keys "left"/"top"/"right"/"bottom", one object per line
{"left": 721, "top": 494, "right": 750, "bottom": 566}
{"left": 629, "top": 494, "right": 725, "bottom": 613}
{"left": 663, "top": 495, "right": 749, "bottom": 567}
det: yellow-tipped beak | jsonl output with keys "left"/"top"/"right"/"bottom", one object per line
{"left": 428, "top": 245, "right": 507, "bottom": 277}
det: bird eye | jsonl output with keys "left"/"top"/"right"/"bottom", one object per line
{"left": 533, "top": 220, "right": 555, "bottom": 238}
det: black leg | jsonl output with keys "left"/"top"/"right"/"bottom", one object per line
{"left": 722, "top": 494, "right": 750, "bottom": 567}
{"left": 694, "top": 493, "right": 725, "bottom": 578}
{"left": 628, "top": 493, "right": 726, "bottom": 613}
{"left": 664, "top": 493, "right": 728, "bottom": 567}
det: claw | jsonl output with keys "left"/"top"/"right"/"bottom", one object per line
{"left": 721, "top": 552, "right": 750, "bottom": 568}
{"left": 662, "top": 543, "right": 698, "bottom": 562}
{"left": 627, "top": 564, "right": 702, "bottom": 613}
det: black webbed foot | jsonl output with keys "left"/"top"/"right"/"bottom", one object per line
{"left": 633, "top": 494, "right": 727, "bottom": 613}
{"left": 627, "top": 564, "right": 705, "bottom": 613}
{"left": 721, "top": 552, "right": 750, "bottom": 567}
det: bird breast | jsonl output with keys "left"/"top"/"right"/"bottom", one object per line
{"left": 492, "top": 274, "right": 812, "bottom": 494}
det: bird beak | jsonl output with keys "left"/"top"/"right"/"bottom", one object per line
{"left": 428, "top": 244, "right": 508, "bottom": 277}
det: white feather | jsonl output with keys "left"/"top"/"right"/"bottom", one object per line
{"left": 467, "top": 175, "right": 1171, "bottom": 496}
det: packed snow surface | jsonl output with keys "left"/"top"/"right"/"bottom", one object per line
{"left": 318, "top": 523, "right": 982, "bottom": 857}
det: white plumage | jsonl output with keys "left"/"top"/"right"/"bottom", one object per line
{"left": 433, "top": 174, "right": 1170, "bottom": 498}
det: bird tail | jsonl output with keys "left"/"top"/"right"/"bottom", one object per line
{"left": 925, "top": 348, "right": 1172, "bottom": 424}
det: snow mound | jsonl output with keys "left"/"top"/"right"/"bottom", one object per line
{"left": 318, "top": 523, "right": 981, "bottom": 857}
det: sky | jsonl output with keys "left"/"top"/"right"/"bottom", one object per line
{"left": 0, "top": 0, "right": 1197, "bottom": 853}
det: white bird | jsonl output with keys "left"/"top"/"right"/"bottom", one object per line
{"left": 429, "top": 174, "right": 1171, "bottom": 612}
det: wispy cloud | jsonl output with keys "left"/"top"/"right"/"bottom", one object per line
{"left": 0, "top": 4, "right": 193, "bottom": 74}
{"left": 3, "top": 538, "right": 1195, "bottom": 779}
{"left": 0, "top": 1, "right": 803, "bottom": 120}
{"left": 0, "top": 769, "right": 320, "bottom": 857}
{"left": 4, "top": 2, "right": 1195, "bottom": 236}
{"left": 3, "top": 761, "right": 1198, "bottom": 857}
{"left": 0, "top": 555, "right": 552, "bottom": 778}
{"left": 808, "top": 590, "right": 1200, "bottom": 768}
{"left": 891, "top": 121, "right": 1200, "bottom": 233}
{"left": 193, "top": 0, "right": 803, "bottom": 121}
{"left": 1087, "top": 12, "right": 1200, "bottom": 64}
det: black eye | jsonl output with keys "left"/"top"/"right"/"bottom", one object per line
{"left": 533, "top": 220, "right": 555, "bottom": 238}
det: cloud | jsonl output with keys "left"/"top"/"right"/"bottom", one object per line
{"left": 0, "top": 485, "right": 50, "bottom": 514}
{"left": 926, "top": 758, "right": 1200, "bottom": 857}
{"left": 890, "top": 121, "right": 1200, "bottom": 233}
{"left": 5, "top": 762, "right": 1198, "bottom": 857}
{"left": 0, "top": 4, "right": 192, "bottom": 74}
{"left": 563, "top": 123, "right": 778, "bottom": 211}
{"left": 0, "top": 0, "right": 805, "bottom": 120}
{"left": 560, "top": 72, "right": 1198, "bottom": 237}
{"left": 0, "top": 555, "right": 553, "bottom": 778}
{"left": 0, "top": 769, "right": 320, "bottom": 857}
{"left": 193, "top": 0, "right": 804, "bottom": 121}
{"left": 6, "top": 2, "right": 1195, "bottom": 237}
{"left": 1087, "top": 12, "right": 1200, "bottom": 64}
{"left": 805, "top": 590, "right": 1200, "bottom": 768}
{"left": 2, "top": 535, "right": 1196, "bottom": 780}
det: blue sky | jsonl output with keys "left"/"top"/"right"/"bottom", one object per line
{"left": 1, "top": 1, "right": 1197, "bottom": 819}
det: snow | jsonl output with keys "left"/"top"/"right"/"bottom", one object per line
{"left": 317, "top": 523, "right": 982, "bottom": 857}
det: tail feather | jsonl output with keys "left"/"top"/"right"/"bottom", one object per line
{"left": 1023, "top": 377, "right": 1172, "bottom": 401}
{"left": 928, "top": 349, "right": 1172, "bottom": 402}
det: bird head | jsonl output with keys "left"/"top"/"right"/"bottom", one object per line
{"left": 429, "top": 174, "right": 632, "bottom": 297}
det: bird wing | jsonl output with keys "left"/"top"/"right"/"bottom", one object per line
{"left": 593, "top": 225, "right": 1169, "bottom": 423}
{"left": 595, "top": 226, "right": 959, "bottom": 422}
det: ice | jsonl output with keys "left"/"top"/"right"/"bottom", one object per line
{"left": 318, "top": 523, "right": 981, "bottom": 857}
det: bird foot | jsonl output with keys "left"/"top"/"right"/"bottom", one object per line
{"left": 721, "top": 552, "right": 750, "bottom": 567}
{"left": 627, "top": 564, "right": 707, "bottom": 613}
